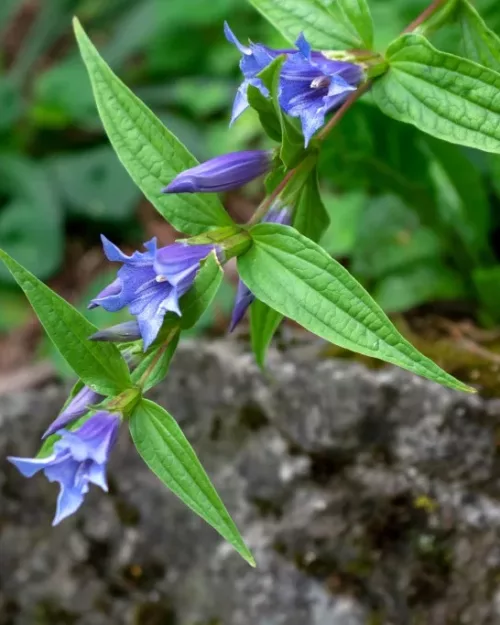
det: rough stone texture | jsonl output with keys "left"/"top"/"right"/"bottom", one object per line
{"left": 1, "top": 340, "right": 500, "bottom": 625}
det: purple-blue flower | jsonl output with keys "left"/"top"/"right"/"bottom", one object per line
{"left": 229, "top": 205, "right": 291, "bottom": 331}
{"left": 8, "top": 412, "right": 120, "bottom": 525}
{"left": 89, "top": 236, "right": 215, "bottom": 349}
{"left": 162, "top": 150, "right": 272, "bottom": 194}
{"left": 224, "top": 22, "right": 291, "bottom": 124}
{"left": 279, "top": 34, "right": 363, "bottom": 146}
{"left": 43, "top": 385, "right": 103, "bottom": 439}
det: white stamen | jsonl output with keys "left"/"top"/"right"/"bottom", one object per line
{"left": 155, "top": 275, "right": 169, "bottom": 283}
{"left": 310, "top": 76, "right": 330, "bottom": 89}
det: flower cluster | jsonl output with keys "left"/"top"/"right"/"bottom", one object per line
{"left": 224, "top": 23, "right": 363, "bottom": 145}
{"left": 9, "top": 24, "right": 363, "bottom": 525}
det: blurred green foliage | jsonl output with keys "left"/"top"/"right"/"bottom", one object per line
{"left": 2, "top": 0, "right": 500, "bottom": 344}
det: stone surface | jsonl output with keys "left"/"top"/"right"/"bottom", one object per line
{"left": 1, "top": 340, "right": 500, "bottom": 625}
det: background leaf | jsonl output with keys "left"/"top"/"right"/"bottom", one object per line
{"left": 73, "top": 18, "right": 234, "bottom": 235}
{"left": 47, "top": 146, "right": 141, "bottom": 221}
{"left": 238, "top": 224, "right": 472, "bottom": 392}
{"left": 0, "top": 156, "right": 63, "bottom": 283}
{"left": 130, "top": 398, "right": 255, "bottom": 566}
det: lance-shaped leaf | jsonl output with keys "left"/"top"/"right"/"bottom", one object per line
{"left": 0, "top": 248, "right": 131, "bottom": 395}
{"left": 130, "top": 399, "right": 255, "bottom": 566}
{"left": 457, "top": 0, "right": 500, "bottom": 71}
{"left": 73, "top": 18, "right": 233, "bottom": 235}
{"left": 237, "top": 224, "right": 473, "bottom": 392}
{"left": 248, "top": 0, "right": 363, "bottom": 50}
{"left": 251, "top": 168, "right": 330, "bottom": 367}
{"left": 373, "top": 34, "right": 500, "bottom": 154}
{"left": 250, "top": 300, "right": 283, "bottom": 368}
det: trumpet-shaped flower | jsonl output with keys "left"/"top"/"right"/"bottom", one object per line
{"left": 8, "top": 412, "right": 120, "bottom": 525}
{"left": 89, "top": 236, "right": 215, "bottom": 349}
{"left": 279, "top": 34, "right": 363, "bottom": 146}
{"left": 224, "top": 22, "right": 291, "bottom": 124}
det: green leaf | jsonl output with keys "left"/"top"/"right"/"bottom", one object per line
{"left": 374, "top": 262, "right": 465, "bottom": 314}
{"left": 0, "top": 77, "right": 23, "bottom": 130}
{"left": 131, "top": 332, "right": 180, "bottom": 392}
{"left": 248, "top": 0, "right": 364, "bottom": 49}
{"left": 47, "top": 146, "right": 141, "bottom": 221}
{"left": 0, "top": 156, "right": 63, "bottom": 283}
{"left": 473, "top": 266, "right": 500, "bottom": 323}
{"left": 373, "top": 34, "right": 500, "bottom": 154}
{"left": 250, "top": 300, "right": 283, "bottom": 368}
{"left": 320, "top": 191, "right": 366, "bottom": 257}
{"left": 351, "top": 195, "right": 443, "bottom": 280}
{"left": 237, "top": 224, "right": 473, "bottom": 392}
{"left": 247, "top": 84, "right": 282, "bottom": 142}
{"left": 130, "top": 399, "right": 255, "bottom": 566}
{"left": 337, "top": 0, "right": 374, "bottom": 49}
{"left": 0, "top": 249, "right": 131, "bottom": 395}
{"left": 292, "top": 167, "right": 330, "bottom": 243}
{"left": 457, "top": 0, "right": 500, "bottom": 71}
{"left": 73, "top": 18, "right": 234, "bottom": 235}
{"left": 423, "top": 137, "right": 493, "bottom": 265}
{"left": 250, "top": 164, "right": 328, "bottom": 368}
{"left": 258, "top": 56, "right": 304, "bottom": 167}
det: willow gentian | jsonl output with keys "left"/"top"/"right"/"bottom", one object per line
{"left": 224, "top": 22, "right": 291, "bottom": 124}
{"left": 89, "top": 236, "right": 215, "bottom": 349}
{"left": 229, "top": 206, "right": 292, "bottom": 331}
{"left": 279, "top": 34, "right": 363, "bottom": 146}
{"left": 162, "top": 150, "right": 272, "bottom": 194}
{"left": 8, "top": 412, "right": 120, "bottom": 525}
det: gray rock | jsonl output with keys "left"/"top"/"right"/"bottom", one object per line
{"left": 1, "top": 340, "right": 500, "bottom": 625}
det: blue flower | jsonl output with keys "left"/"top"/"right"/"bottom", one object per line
{"left": 224, "top": 22, "right": 291, "bottom": 124}
{"left": 89, "top": 236, "right": 215, "bottom": 349}
{"left": 279, "top": 34, "right": 363, "bottom": 146}
{"left": 8, "top": 412, "right": 120, "bottom": 525}
{"left": 43, "top": 385, "right": 104, "bottom": 439}
{"left": 229, "top": 206, "right": 292, "bottom": 331}
{"left": 162, "top": 150, "right": 272, "bottom": 194}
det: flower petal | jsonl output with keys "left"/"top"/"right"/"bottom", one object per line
{"left": 52, "top": 482, "right": 85, "bottom": 526}
{"left": 8, "top": 454, "right": 57, "bottom": 478}
{"left": 229, "top": 280, "right": 255, "bottom": 331}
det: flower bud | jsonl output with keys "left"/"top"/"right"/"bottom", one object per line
{"left": 162, "top": 150, "right": 272, "bottom": 194}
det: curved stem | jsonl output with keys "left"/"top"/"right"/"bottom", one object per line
{"left": 403, "top": 0, "right": 447, "bottom": 33}
{"left": 247, "top": 168, "right": 296, "bottom": 226}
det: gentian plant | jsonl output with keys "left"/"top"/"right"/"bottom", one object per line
{"left": 4, "top": 0, "right": 500, "bottom": 567}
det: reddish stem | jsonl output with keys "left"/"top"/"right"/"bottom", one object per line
{"left": 402, "top": 0, "right": 447, "bottom": 33}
